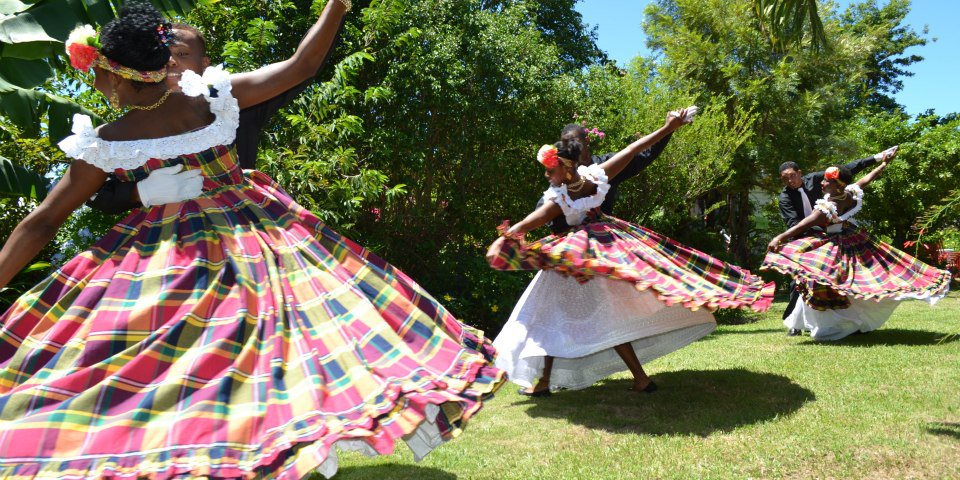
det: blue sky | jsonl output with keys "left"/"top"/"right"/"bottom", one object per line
{"left": 575, "top": 0, "right": 960, "bottom": 117}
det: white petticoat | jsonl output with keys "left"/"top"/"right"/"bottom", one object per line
{"left": 493, "top": 270, "right": 716, "bottom": 391}
{"left": 315, "top": 403, "right": 444, "bottom": 478}
{"left": 784, "top": 297, "right": 899, "bottom": 341}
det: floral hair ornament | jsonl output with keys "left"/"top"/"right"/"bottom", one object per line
{"left": 537, "top": 145, "right": 560, "bottom": 169}
{"left": 824, "top": 166, "right": 841, "bottom": 181}
{"left": 65, "top": 25, "right": 101, "bottom": 71}
{"left": 156, "top": 23, "right": 171, "bottom": 47}
{"left": 65, "top": 24, "right": 167, "bottom": 83}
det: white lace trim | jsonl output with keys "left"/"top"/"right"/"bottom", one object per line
{"left": 542, "top": 164, "right": 611, "bottom": 226}
{"left": 57, "top": 65, "right": 239, "bottom": 172}
{"left": 814, "top": 184, "right": 864, "bottom": 224}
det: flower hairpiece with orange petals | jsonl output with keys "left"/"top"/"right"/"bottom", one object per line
{"left": 537, "top": 145, "right": 559, "bottom": 169}
{"left": 65, "top": 24, "right": 167, "bottom": 83}
{"left": 824, "top": 166, "right": 840, "bottom": 181}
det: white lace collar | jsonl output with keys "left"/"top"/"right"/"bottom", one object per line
{"left": 543, "top": 164, "right": 611, "bottom": 226}
{"left": 57, "top": 65, "right": 239, "bottom": 173}
{"left": 814, "top": 184, "right": 864, "bottom": 223}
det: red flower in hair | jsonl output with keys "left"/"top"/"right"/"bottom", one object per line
{"left": 67, "top": 43, "right": 98, "bottom": 71}
{"left": 824, "top": 166, "right": 840, "bottom": 180}
{"left": 537, "top": 145, "right": 559, "bottom": 169}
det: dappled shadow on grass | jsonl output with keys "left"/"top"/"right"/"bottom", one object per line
{"left": 329, "top": 465, "right": 457, "bottom": 480}
{"left": 927, "top": 422, "right": 960, "bottom": 441}
{"left": 797, "top": 329, "right": 958, "bottom": 347}
{"left": 522, "top": 369, "right": 814, "bottom": 436}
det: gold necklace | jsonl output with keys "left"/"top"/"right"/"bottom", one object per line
{"left": 566, "top": 177, "right": 587, "bottom": 193}
{"left": 127, "top": 89, "right": 173, "bottom": 111}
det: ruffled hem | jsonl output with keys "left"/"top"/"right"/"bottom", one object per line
{"left": 0, "top": 169, "right": 505, "bottom": 479}
{"left": 761, "top": 261, "right": 951, "bottom": 306}
{"left": 0, "top": 356, "right": 505, "bottom": 480}
{"left": 489, "top": 219, "right": 774, "bottom": 313}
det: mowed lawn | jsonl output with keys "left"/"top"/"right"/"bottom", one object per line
{"left": 328, "top": 291, "right": 960, "bottom": 479}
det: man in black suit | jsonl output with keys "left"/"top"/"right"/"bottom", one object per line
{"left": 776, "top": 147, "right": 896, "bottom": 334}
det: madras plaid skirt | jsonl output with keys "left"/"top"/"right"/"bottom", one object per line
{"left": 761, "top": 227, "right": 951, "bottom": 310}
{"left": 489, "top": 215, "right": 774, "bottom": 312}
{"left": 0, "top": 171, "right": 504, "bottom": 479}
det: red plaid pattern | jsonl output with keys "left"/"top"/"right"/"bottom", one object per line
{"left": 489, "top": 215, "right": 774, "bottom": 312}
{"left": 0, "top": 149, "right": 504, "bottom": 478}
{"left": 762, "top": 227, "right": 952, "bottom": 310}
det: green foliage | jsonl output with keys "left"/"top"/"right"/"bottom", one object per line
{"left": 840, "top": 111, "right": 960, "bottom": 246}
{"left": 0, "top": 155, "right": 48, "bottom": 200}
{"left": 640, "top": 0, "right": 940, "bottom": 265}
{"left": 838, "top": 0, "right": 929, "bottom": 112}
{"left": 574, "top": 60, "right": 755, "bottom": 239}
{"left": 752, "top": 0, "right": 828, "bottom": 53}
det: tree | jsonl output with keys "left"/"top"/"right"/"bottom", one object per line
{"left": 752, "top": 0, "right": 828, "bottom": 52}
{"left": 644, "top": 0, "right": 874, "bottom": 265}
{"left": 573, "top": 59, "right": 755, "bottom": 246}
{"left": 842, "top": 111, "right": 960, "bottom": 247}
{"left": 839, "top": 0, "right": 929, "bottom": 113}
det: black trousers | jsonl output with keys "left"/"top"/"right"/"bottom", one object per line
{"left": 782, "top": 281, "right": 801, "bottom": 321}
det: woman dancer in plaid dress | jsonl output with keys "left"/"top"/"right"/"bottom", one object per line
{"left": 0, "top": 3, "right": 503, "bottom": 478}
{"left": 763, "top": 148, "right": 951, "bottom": 341}
{"left": 486, "top": 108, "right": 773, "bottom": 396}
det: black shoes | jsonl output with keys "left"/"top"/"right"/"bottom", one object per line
{"left": 517, "top": 387, "right": 551, "bottom": 397}
{"left": 787, "top": 329, "right": 802, "bottom": 337}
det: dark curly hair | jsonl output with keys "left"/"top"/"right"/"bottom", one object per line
{"left": 99, "top": 1, "right": 172, "bottom": 74}
{"left": 555, "top": 137, "right": 583, "bottom": 166}
{"left": 561, "top": 123, "right": 586, "bottom": 141}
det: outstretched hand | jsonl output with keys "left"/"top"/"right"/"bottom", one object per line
{"left": 666, "top": 105, "right": 698, "bottom": 131}
{"left": 665, "top": 109, "right": 686, "bottom": 131}
{"left": 486, "top": 236, "right": 506, "bottom": 265}
{"left": 767, "top": 236, "right": 784, "bottom": 253}
{"left": 876, "top": 145, "right": 899, "bottom": 164}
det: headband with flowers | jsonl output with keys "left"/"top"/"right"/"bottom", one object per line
{"left": 824, "top": 166, "right": 841, "bottom": 181}
{"left": 65, "top": 24, "right": 167, "bottom": 83}
{"left": 537, "top": 145, "right": 575, "bottom": 170}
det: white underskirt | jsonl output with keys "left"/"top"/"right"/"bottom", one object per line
{"left": 784, "top": 297, "right": 898, "bottom": 341}
{"left": 316, "top": 403, "right": 444, "bottom": 478}
{"left": 493, "top": 270, "right": 716, "bottom": 391}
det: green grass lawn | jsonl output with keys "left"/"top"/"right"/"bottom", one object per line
{"left": 329, "top": 291, "right": 960, "bottom": 479}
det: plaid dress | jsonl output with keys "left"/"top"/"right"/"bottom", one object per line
{"left": 490, "top": 188, "right": 774, "bottom": 314}
{"left": 489, "top": 166, "right": 772, "bottom": 389}
{"left": 0, "top": 68, "right": 503, "bottom": 479}
{"left": 762, "top": 191, "right": 950, "bottom": 339}
{"left": 762, "top": 224, "right": 951, "bottom": 309}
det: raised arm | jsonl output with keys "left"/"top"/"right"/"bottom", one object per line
{"left": 609, "top": 132, "right": 674, "bottom": 185}
{"left": 598, "top": 108, "right": 689, "bottom": 180}
{"left": 0, "top": 161, "right": 107, "bottom": 289}
{"left": 854, "top": 145, "right": 897, "bottom": 189}
{"left": 230, "top": 0, "right": 349, "bottom": 109}
{"left": 767, "top": 209, "right": 828, "bottom": 252}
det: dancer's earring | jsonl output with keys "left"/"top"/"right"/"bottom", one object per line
{"left": 565, "top": 172, "right": 573, "bottom": 181}
{"left": 109, "top": 89, "right": 120, "bottom": 109}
